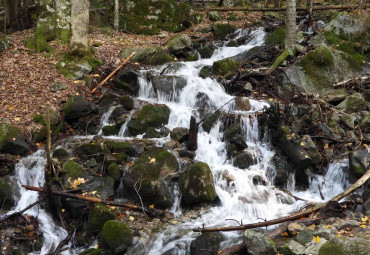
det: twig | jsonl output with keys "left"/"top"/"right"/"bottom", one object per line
{"left": 134, "top": 174, "right": 147, "bottom": 217}
{"left": 355, "top": 125, "right": 363, "bottom": 150}
{"left": 0, "top": 198, "right": 46, "bottom": 223}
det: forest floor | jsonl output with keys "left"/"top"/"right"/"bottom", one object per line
{"left": 0, "top": 10, "right": 261, "bottom": 136}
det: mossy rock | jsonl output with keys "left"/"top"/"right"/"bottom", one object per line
{"left": 121, "top": 46, "right": 173, "bottom": 66}
{"left": 119, "top": 95, "right": 134, "bottom": 110}
{"left": 202, "top": 110, "right": 221, "bottom": 133}
{"left": 105, "top": 141, "right": 136, "bottom": 156}
{"left": 266, "top": 27, "right": 286, "bottom": 46}
{"left": 87, "top": 204, "right": 117, "bottom": 233}
{"left": 102, "top": 125, "right": 120, "bottom": 136}
{"left": 74, "top": 142, "right": 102, "bottom": 159}
{"left": 193, "top": 13, "right": 204, "bottom": 24}
{"left": 63, "top": 96, "right": 94, "bottom": 121}
{"left": 337, "top": 93, "right": 367, "bottom": 113}
{"left": 78, "top": 249, "right": 103, "bottom": 255}
{"left": 223, "top": 123, "right": 242, "bottom": 141}
{"left": 0, "top": 176, "right": 19, "bottom": 211}
{"left": 199, "top": 66, "right": 213, "bottom": 79}
{"left": 62, "top": 160, "right": 87, "bottom": 180}
{"left": 0, "top": 120, "right": 30, "bottom": 155}
{"left": 166, "top": 34, "right": 192, "bottom": 57}
{"left": 208, "top": 11, "right": 222, "bottom": 21}
{"left": 179, "top": 162, "right": 216, "bottom": 206}
{"left": 107, "top": 163, "right": 122, "bottom": 182}
{"left": 100, "top": 220, "right": 133, "bottom": 253}
{"left": 123, "top": 148, "right": 178, "bottom": 208}
{"left": 318, "top": 236, "right": 370, "bottom": 255}
{"left": 213, "top": 58, "right": 240, "bottom": 76}
{"left": 52, "top": 148, "right": 69, "bottom": 159}
{"left": 127, "top": 104, "right": 170, "bottom": 136}
{"left": 213, "top": 23, "right": 236, "bottom": 40}
{"left": 56, "top": 53, "right": 102, "bottom": 80}
{"left": 226, "top": 40, "right": 238, "bottom": 47}
{"left": 243, "top": 230, "right": 277, "bottom": 255}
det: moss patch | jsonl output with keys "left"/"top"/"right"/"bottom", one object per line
{"left": 100, "top": 220, "right": 133, "bottom": 252}
{"left": 87, "top": 204, "right": 116, "bottom": 232}
{"left": 213, "top": 58, "right": 240, "bottom": 76}
{"left": 62, "top": 160, "right": 87, "bottom": 179}
{"left": 266, "top": 27, "right": 286, "bottom": 46}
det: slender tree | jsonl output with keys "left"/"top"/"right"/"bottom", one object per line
{"left": 285, "top": 0, "right": 296, "bottom": 51}
{"left": 114, "top": 0, "right": 119, "bottom": 32}
{"left": 3, "top": 0, "right": 6, "bottom": 35}
{"left": 69, "top": 0, "right": 90, "bottom": 56}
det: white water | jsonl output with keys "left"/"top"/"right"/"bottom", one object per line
{"left": 2, "top": 27, "right": 350, "bottom": 254}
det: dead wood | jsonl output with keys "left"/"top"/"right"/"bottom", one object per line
{"left": 192, "top": 169, "right": 370, "bottom": 232}
{"left": 91, "top": 52, "right": 136, "bottom": 93}
{"left": 21, "top": 185, "right": 172, "bottom": 218}
{"left": 0, "top": 198, "right": 46, "bottom": 223}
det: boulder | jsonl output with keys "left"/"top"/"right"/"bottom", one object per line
{"left": 235, "top": 97, "right": 251, "bottom": 111}
{"left": 232, "top": 151, "right": 256, "bottom": 169}
{"left": 77, "top": 114, "right": 101, "bottom": 134}
{"left": 179, "top": 149, "right": 196, "bottom": 159}
{"left": 198, "top": 44, "right": 216, "bottom": 59}
{"left": 52, "top": 148, "right": 69, "bottom": 160}
{"left": 107, "top": 163, "right": 122, "bottom": 182}
{"left": 144, "top": 127, "right": 169, "bottom": 139}
{"left": 213, "top": 23, "right": 236, "bottom": 40}
{"left": 151, "top": 75, "right": 188, "bottom": 96}
{"left": 348, "top": 150, "right": 369, "bottom": 178}
{"left": 81, "top": 176, "right": 115, "bottom": 200}
{"left": 87, "top": 204, "right": 116, "bottom": 232}
{"left": 243, "top": 230, "right": 276, "bottom": 255}
{"left": 272, "top": 154, "right": 293, "bottom": 188}
{"left": 223, "top": 123, "right": 242, "bottom": 141}
{"left": 123, "top": 148, "right": 178, "bottom": 208}
{"left": 318, "top": 236, "right": 370, "bottom": 255}
{"left": 170, "top": 127, "right": 188, "bottom": 142}
{"left": 337, "top": 93, "right": 367, "bottom": 113}
{"left": 74, "top": 142, "right": 102, "bottom": 160}
{"left": 61, "top": 160, "right": 89, "bottom": 188}
{"left": 114, "top": 66, "right": 140, "bottom": 95}
{"left": 121, "top": 46, "right": 173, "bottom": 66}
{"left": 190, "top": 233, "right": 224, "bottom": 255}
{"left": 179, "top": 162, "right": 217, "bottom": 205}
{"left": 213, "top": 58, "right": 240, "bottom": 75}
{"left": 295, "top": 230, "right": 315, "bottom": 245}
{"left": 100, "top": 220, "right": 133, "bottom": 253}
{"left": 104, "top": 140, "right": 136, "bottom": 156}
{"left": 102, "top": 125, "right": 120, "bottom": 136}
{"left": 324, "top": 12, "right": 365, "bottom": 41}
{"left": 127, "top": 104, "right": 170, "bottom": 136}
{"left": 288, "top": 222, "right": 307, "bottom": 234}
{"left": 302, "top": 135, "right": 322, "bottom": 165}
{"left": 119, "top": 95, "right": 134, "bottom": 110}
{"left": 63, "top": 96, "right": 94, "bottom": 121}
{"left": 360, "top": 112, "right": 370, "bottom": 131}
{"left": 340, "top": 114, "right": 355, "bottom": 129}
{"left": 0, "top": 120, "right": 30, "bottom": 155}
{"left": 282, "top": 240, "right": 306, "bottom": 255}
{"left": 201, "top": 110, "right": 221, "bottom": 133}
{"left": 323, "top": 89, "right": 347, "bottom": 104}
{"left": 0, "top": 176, "right": 19, "bottom": 211}
{"left": 166, "top": 34, "right": 192, "bottom": 57}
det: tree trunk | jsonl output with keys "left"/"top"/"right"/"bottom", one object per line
{"left": 3, "top": 0, "right": 6, "bottom": 34}
{"left": 188, "top": 116, "right": 198, "bottom": 151}
{"left": 69, "top": 0, "right": 90, "bottom": 56}
{"left": 114, "top": 0, "right": 119, "bottom": 32}
{"left": 285, "top": 0, "right": 296, "bottom": 50}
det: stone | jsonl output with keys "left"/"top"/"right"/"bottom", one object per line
{"left": 337, "top": 93, "right": 367, "bottom": 113}
{"left": 302, "top": 135, "right": 322, "bottom": 165}
{"left": 121, "top": 46, "right": 173, "bottom": 66}
{"left": 213, "top": 23, "right": 236, "bottom": 40}
{"left": 81, "top": 176, "right": 115, "bottom": 200}
{"left": 288, "top": 222, "right": 307, "bottom": 234}
{"left": 127, "top": 104, "right": 170, "bottom": 136}
{"left": 52, "top": 148, "right": 69, "bottom": 159}
{"left": 360, "top": 112, "right": 370, "bottom": 131}
{"left": 201, "top": 111, "right": 221, "bottom": 133}
{"left": 243, "top": 230, "right": 276, "bottom": 255}
{"left": 123, "top": 148, "right": 178, "bottom": 208}
{"left": 318, "top": 236, "right": 370, "bottom": 255}
{"left": 198, "top": 44, "right": 216, "bottom": 59}
{"left": 61, "top": 160, "right": 88, "bottom": 183}
{"left": 102, "top": 125, "right": 120, "bottom": 136}
{"left": 282, "top": 240, "right": 306, "bottom": 255}
{"left": 104, "top": 141, "right": 136, "bottom": 156}
{"left": 305, "top": 238, "right": 327, "bottom": 255}
{"left": 295, "top": 230, "right": 314, "bottom": 245}
{"left": 100, "top": 220, "right": 133, "bottom": 253}
{"left": 179, "top": 149, "right": 196, "bottom": 159}
{"left": 348, "top": 150, "right": 369, "bottom": 178}
{"left": 332, "top": 219, "right": 360, "bottom": 230}
{"left": 74, "top": 142, "right": 102, "bottom": 160}
{"left": 114, "top": 66, "right": 140, "bottom": 95}
{"left": 208, "top": 11, "right": 222, "bottom": 21}
{"left": 0, "top": 176, "right": 19, "bottom": 211}
{"left": 63, "top": 96, "right": 94, "bottom": 121}
{"left": 170, "top": 127, "right": 188, "bottom": 142}
{"left": 226, "top": 40, "right": 238, "bottom": 47}
{"left": 213, "top": 58, "right": 240, "bottom": 75}
{"left": 273, "top": 154, "right": 293, "bottom": 188}
{"left": 340, "top": 114, "right": 355, "bottom": 129}
{"left": 87, "top": 204, "right": 116, "bottom": 232}
{"left": 166, "top": 34, "right": 192, "bottom": 57}
{"left": 324, "top": 12, "right": 365, "bottom": 41}
{"left": 107, "top": 163, "right": 122, "bottom": 182}
{"left": 190, "top": 232, "right": 225, "bottom": 255}
{"left": 0, "top": 120, "right": 30, "bottom": 155}
{"left": 232, "top": 151, "right": 256, "bottom": 169}
{"left": 119, "top": 95, "right": 134, "bottom": 110}
{"left": 0, "top": 37, "right": 9, "bottom": 52}
{"left": 179, "top": 162, "right": 216, "bottom": 206}
{"left": 151, "top": 75, "right": 187, "bottom": 96}
{"left": 313, "top": 226, "right": 336, "bottom": 240}
{"left": 323, "top": 89, "right": 347, "bottom": 104}
{"left": 234, "top": 97, "right": 251, "bottom": 111}
{"left": 50, "top": 81, "right": 67, "bottom": 92}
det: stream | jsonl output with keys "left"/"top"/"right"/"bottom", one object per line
{"left": 4, "top": 28, "right": 350, "bottom": 254}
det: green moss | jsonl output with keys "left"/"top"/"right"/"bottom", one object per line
{"left": 107, "top": 163, "right": 122, "bottom": 182}
{"left": 0, "top": 122, "right": 22, "bottom": 147}
{"left": 266, "top": 27, "right": 286, "bottom": 46}
{"left": 100, "top": 220, "right": 133, "bottom": 252}
{"left": 74, "top": 143, "right": 102, "bottom": 158}
{"left": 213, "top": 58, "right": 240, "bottom": 75}
{"left": 228, "top": 14, "right": 238, "bottom": 21}
{"left": 105, "top": 141, "right": 136, "bottom": 156}
{"left": 56, "top": 52, "right": 101, "bottom": 80}
{"left": 87, "top": 204, "right": 116, "bottom": 232}
{"left": 213, "top": 23, "right": 236, "bottom": 40}
{"left": 33, "top": 114, "right": 45, "bottom": 125}
{"left": 62, "top": 160, "right": 87, "bottom": 179}
{"left": 121, "top": 47, "right": 173, "bottom": 66}
{"left": 119, "top": 95, "right": 134, "bottom": 110}
{"left": 79, "top": 248, "right": 103, "bottom": 255}
{"left": 185, "top": 54, "right": 199, "bottom": 62}
{"left": 102, "top": 125, "right": 119, "bottom": 136}
{"left": 226, "top": 40, "right": 238, "bottom": 47}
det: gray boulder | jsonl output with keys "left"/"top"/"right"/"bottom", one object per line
{"left": 318, "top": 236, "right": 370, "bottom": 255}
{"left": 0, "top": 119, "right": 30, "bottom": 155}
{"left": 243, "top": 230, "right": 276, "bottom": 255}
{"left": 114, "top": 66, "right": 140, "bottom": 95}
{"left": 63, "top": 96, "right": 94, "bottom": 121}
{"left": 166, "top": 34, "right": 192, "bottom": 57}
{"left": 190, "top": 233, "right": 224, "bottom": 255}
{"left": 337, "top": 93, "right": 367, "bottom": 113}
{"left": 121, "top": 46, "right": 173, "bottom": 66}
{"left": 151, "top": 75, "right": 187, "bottom": 96}
{"left": 348, "top": 150, "right": 370, "bottom": 178}
{"left": 232, "top": 151, "right": 256, "bottom": 169}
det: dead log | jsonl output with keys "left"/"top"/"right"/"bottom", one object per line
{"left": 200, "top": 4, "right": 370, "bottom": 12}
{"left": 0, "top": 198, "right": 46, "bottom": 223}
{"left": 22, "top": 185, "right": 172, "bottom": 218}
{"left": 192, "top": 169, "right": 370, "bottom": 232}
{"left": 91, "top": 52, "right": 136, "bottom": 93}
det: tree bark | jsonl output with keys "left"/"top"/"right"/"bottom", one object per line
{"left": 285, "top": 0, "right": 296, "bottom": 51}
{"left": 69, "top": 0, "right": 90, "bottom": 56}
{"left": 114, "top": 0, "right": 119, "bottom": 32}
{"left": 3, "top": 0, "right": 6, "bottom": 34}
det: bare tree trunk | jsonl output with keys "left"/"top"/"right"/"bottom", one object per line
{"left": 69, "top": 0, "right": 90, "bottom": 56}
{"left": 3, "top": 0, "right": 6, "bottom": 34}
{"left": 114, "top": 0, "right": 119, "bottom": 32}
{"left": 188, "top": 116, "right": 198, "bottom": 151}
{"left": 285, "top": 0, "right": 296, "bottom": 51}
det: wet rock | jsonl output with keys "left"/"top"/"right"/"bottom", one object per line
{"left": 340, "top": 114, "right": 355, "bottom": 129}
{"left": 224, "top": 123, "right": 242, "bottom": 141}
{"left": 190, "top": 232, "right": 225, "bottom": 255}
{"left": 332, "top": 219, "right": 360, "bottom": 230}
{"left": 179, "top": 162, "right": 216, "bottom": 206}
{"left": 213, "top": 57, "right": 240, "bottom": 75}
{"left": 100, "top": 220, "right": 133, "bottom": 253}
{"left": 337, "top": 93, "right": 367, "bottom": 113}
{"left": 232, "top": 151, "right": 256, "bottom": 169}
{"left": 151, "top": 75, "right": 187, "bottom": 95}
{"left": 272, "top": 154, "right": 293, "bottom": 188}
{"left": 166, "top": 34, "right": 192, "bottom": 57}
{"left": 348, "top": 150, "right": 369, "bottom": 178}
{"left": 213, "top": 23, "right": 236, "bottom": 40}
{"left": 282, "top": 240, "right": 306, "bottom": 255}
{"left": 229, "top": 135, "right": 248, "bottom": 151}
{"left": 230, "top": 46, "right": 267, "bottom": 63}
{"left": 252, "top": 175, "right": 267, "bottom": 186}
{"left": 198, "top": 44, "right": 216, "bottom": 59}
{"left": 170, "top": 127, "right": 188, "bottom": 142}
{"left": 323, "top": 89, "right": 347, "bottom": 104}
{"left": 208, "top": 11, "right": 222, "bottom": 21}
{"left": 87, "top": 204, "right": 117, "bottom": 233}
{"left": 302, "top": 135, "right": 322, "bottom": 165}
{"left": 318, "top": 236, "right": 370, "bottom": 255}
{"left": 102, "top": 124, "right": 120, "bottom": 136}
{"left": 0, "top": 176, "right": 19, "bottom": 211}
{"left": 107, "top": 163, "right": 122, "bottom": 182}
{"left": 110, "top": 107, "right": 127, "bottom": 126}
{"left": 121, "top": 46, "right": 173, "bottom": 66}
{"left": 288, "top": 222, "right": 307, "bottom": 234}
{"left": 295, "top": 229, "right": 314, "bottom": 245}
{"left": 0, "top": 119, "right": 30, "bottom": 155}
{"left": 123, "top": 148, "right": 178, "bottom": 208}
{"left": 74, "top": 142, "right": 102, "bottom": 160}
{"left": 127, "top": 104, "right": 170, "bottom": 136}
{"left": 104, "top": 140, "right": 136, "bottom": 157}
{"left": 63, "top": 96, "right": 94, "bottom": 121}
{"left": 100, "top": 90, "right": 120, "bottom": 109}
{"left": 114, "top": 66, "right": 140, "bottom": 95}
{"left": 81, "top": 176, "right": 115, "bottom": 200}
{"left": 179, "top": 149, "right": 196, "bottom": 159}
{"left": 243, "top": 230, "right": 277, "bottom": 255}
{"left": 52, "top": 148, "right": 69, "bottom": 160}
{"left": 119, "top": 95, "right": 134, "bottom": 110}
{"left": 235, "top": 97, "right": 251, "bottom": 111}
{"left": 77, "top": 114, "right": 101, "bottom": 134}
{"left": 201, "top": 110, "right": 221, "bottom": 133}
{"left": 226, "top": 40, "right": 238, "bottom": 47}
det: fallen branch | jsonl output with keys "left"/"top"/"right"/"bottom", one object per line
{"left": 91, "top": 52, "right": 136, "bottom": 94}
{"left": 0, "top": 198, "right": 46, "bottom": 223}
{"left": 200, "top": 4, "right": 370, "bottom": 12}
{"left": 219, "top": 243, "right": 244, "bottom": 255}
{"left": 22, "top": 185, "right": 172, "bottom": 218}
{"left": 265, "top": 48, "right": 292, "bottom": 75}
{"left": 334, "top": 76, "right": 369, "bottom": 87}
{"left": 192, "top": 169, "right": 370, "bottom": 232}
